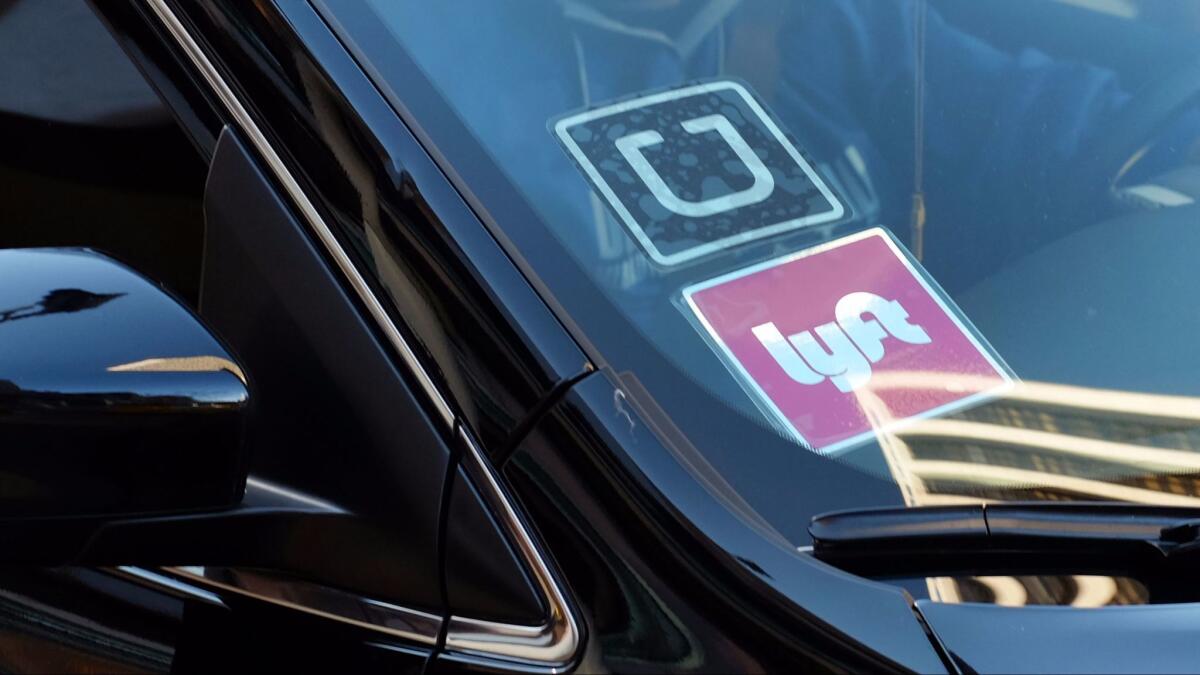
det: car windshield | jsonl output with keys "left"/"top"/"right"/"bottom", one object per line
{"left": 317, "top": 0, "right": 1200, "bottom": 602}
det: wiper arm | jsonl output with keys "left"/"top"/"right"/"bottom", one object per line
{"left": 809, "top": 502, "right": 1200, "bottom": 599}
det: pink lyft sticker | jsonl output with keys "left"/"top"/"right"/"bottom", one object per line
{"left": 683, "top": 228, "right": 1012, "bottom": 455}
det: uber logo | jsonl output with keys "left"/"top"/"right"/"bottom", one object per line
{"left": 555, "top": 80, "right": 845, "bottom": 265}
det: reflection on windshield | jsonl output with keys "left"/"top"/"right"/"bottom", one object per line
{"left": 318, "top": 0, "right": 1200, "bottom": 571}
{"left": 875, "top": 376, "right": 1200, "bottom": 505}
{"left": 927, "top": 574, "right": 1149, "bottom": 607}
{"left": 869, "top": 376, "right": 1200, "bottom": 604}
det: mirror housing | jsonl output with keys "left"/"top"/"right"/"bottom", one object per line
{"left": 0, "top": 248, "right": 249, "bottom": 518}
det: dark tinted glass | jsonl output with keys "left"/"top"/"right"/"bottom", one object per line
{"left": 317, "top": 1, "right": 1200, "bottom": 599}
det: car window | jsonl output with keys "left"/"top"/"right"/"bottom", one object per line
{"left": 317, "top": 0, "right": 1200, "bottom": 605}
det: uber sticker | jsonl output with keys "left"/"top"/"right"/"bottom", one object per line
{"left": 683, "top": 228, "right": 1012, "bottom": 455}
{"left": 554, "top": 80, "right": 845, "bottom": 265}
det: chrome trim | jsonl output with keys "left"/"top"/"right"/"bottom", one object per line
{"left": 165, "top": 567, "right": 441, "bottom": 644}
{"left": 142, "top": 0, "right": 582, "bottom": 668}
{"left": 114, "top": 566, "right": 227, "bottom": 606}
{"left": 447, "top": 427, "right": 580, "bottom": 670}
{"left": 246, "top": 476, "right": 346, "bottom": 513}
{"left": 142, "top": 0, "right": 454, "bottom": 431}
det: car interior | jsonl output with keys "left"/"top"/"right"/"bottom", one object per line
{"left": 933, "top": 0, "right": 1200, "bottom": 396}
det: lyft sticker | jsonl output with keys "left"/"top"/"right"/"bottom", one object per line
{"left": 554, "top": 80, "right": 845, "bottom": 265}
{"left": 684, "top": 228, "right": 1012, "bottom": 455}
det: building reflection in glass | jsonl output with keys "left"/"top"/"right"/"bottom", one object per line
{"left": 862, "top": 373, "right": 1200, "bottom": 607}
{"left": 926, "top": 575, "right": 1150, "bottom": 607}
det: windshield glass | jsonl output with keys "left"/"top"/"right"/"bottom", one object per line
{"left": 318, "top": 0, "right": 1200, "bottom": 605}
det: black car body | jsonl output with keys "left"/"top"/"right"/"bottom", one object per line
{"left": 5, "top": 1, "right": 1200, "bottom": 672}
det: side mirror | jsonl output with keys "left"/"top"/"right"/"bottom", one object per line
{"left": 0, "top": 248, "right": 248, "bottom": 518}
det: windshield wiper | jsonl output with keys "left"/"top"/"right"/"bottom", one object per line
{"left": 809, "top": 502, "right": 1200, "bottom": 601}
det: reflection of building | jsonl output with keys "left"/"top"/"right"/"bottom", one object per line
{"left": 866, "top": 375, "right": 1200, "bottom": 607}
{"left": 926, "top": 574, "right": 1149, "bottom": 607}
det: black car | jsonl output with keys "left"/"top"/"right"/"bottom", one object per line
{"left": 5, "top": 0, "right": 1200, "bottom": 672}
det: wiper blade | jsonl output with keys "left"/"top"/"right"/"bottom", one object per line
{"left": 809, "top": 502, "right": 1200, "bottom": 597}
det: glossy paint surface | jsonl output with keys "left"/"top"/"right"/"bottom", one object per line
{"left": 90, "top": 0, "right": 581, "bottom": 666}
{"left": 443, "top": 464, "right": 546, "bottom": 627}
{"left": 79, "top": 1, "right": 938, "bottom": 671}
{"left": 0, "top": 248, "right": 247, "bottom": 517}
{"left": 173, "top": 0, "right": 590, "bottom": 452}
{"left": 71, "top": 1, "right": 1200, "bottom": 672}
{"left": 201, "top": 128, "right": 448, "bottom": 617}
{"left": 108, "top": 1, "right": 942, "bottom": 670}
{"left": 0, "top": 249, "right": 236, "bottom": 395}
{"left": 490, "top": 372, "right": 948, "bottom": 673}
{"left": 919, "top": 600, "right": 1200, "bottom": 674}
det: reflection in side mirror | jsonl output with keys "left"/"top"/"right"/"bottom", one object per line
{"left": 0, "top": 248, "right": 249, "bottom": 518}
